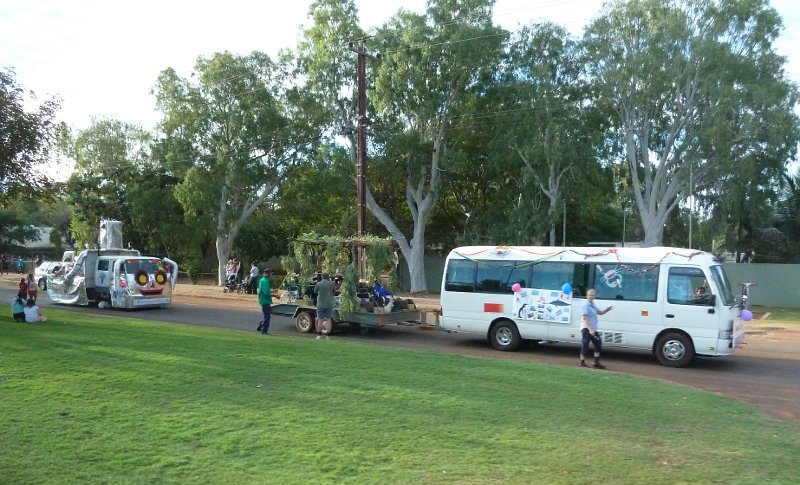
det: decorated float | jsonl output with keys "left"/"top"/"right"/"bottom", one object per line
{"left": 47, "top": 220, "right": 178, "bottom": 309}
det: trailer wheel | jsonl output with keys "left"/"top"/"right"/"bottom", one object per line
{"left": 490, "top": 320, "right": 521, "bottom": 351}
{"left": 655, "top": 332, "right": 695, "bottom": 367}
{"left": 295, "top": 310, "right": 316, "bottom": 333}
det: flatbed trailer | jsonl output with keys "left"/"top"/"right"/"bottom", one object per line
{"left": 271, "top": 303, "right": 423, "bottom": 334}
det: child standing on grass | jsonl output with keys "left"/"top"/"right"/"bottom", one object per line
{"left": 27, "top": 273, "right": 37, "bottom": 303}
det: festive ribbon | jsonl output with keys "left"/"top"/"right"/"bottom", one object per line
{"left": 452, "top": 247, "right": 705, "bottom": 274}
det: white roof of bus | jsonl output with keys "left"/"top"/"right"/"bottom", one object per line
{"left": 447, "top": 246, "right": 718, "bottom": 266}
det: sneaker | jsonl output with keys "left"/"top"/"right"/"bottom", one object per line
{"left": 324, "top": 335, "right": 329, "bottom": 340}
{"left": 256, "top": 325, "right": 263, "bottom": 332}
{"left": 578, "top": 361, "right": 588, "bottom": 368}
{"left": 316, "top": 335, "right": 322, "bottom": 340}
{"left": 593, "top": 362, "right": 606, "bottom": 369}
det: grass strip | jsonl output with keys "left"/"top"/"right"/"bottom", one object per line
{"left": 1, "top": 306, "right": 798, "bottom": 484}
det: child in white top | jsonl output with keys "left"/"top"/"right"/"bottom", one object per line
{"left": 23, "top": 299, "right": 47, "bottom": 323}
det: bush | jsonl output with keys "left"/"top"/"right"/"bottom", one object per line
{"left": 182, "top": 258, "right": 202, "bottom": 284}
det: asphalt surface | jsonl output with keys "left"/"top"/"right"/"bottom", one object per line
{"left": 3, "top": 278, "right": 799, "bottom": 421}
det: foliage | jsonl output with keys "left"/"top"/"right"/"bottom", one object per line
{"left": 154, "top": 51, "right": 314, "bottom": 284}
{"left": 337, "top": 262, "right": 358, "bottom": 317}
{"left": 181, "top": 258, "right": 202, "bottom": 284}
{"left": 0, "top": 69, "right": 63, "bottom": 204}
{"left": 0, "top": 207, "right": 37, "bottom": 254}
{"left": 275, "top": 144, "right": 356, "bottom": 236}
{"left": 319, "top": 235, "right": 349, "bottom": 275}
{"left": 365, "top": 237, "right": 393, "bottom": 284}
{"left": 61, "top": 118, "right": 153, "bottom": 249}
{"left": 290, "top": 234, "right": 319, "bottom": 286}
{"left": 583, "top": 0, "right": 800, "bottom": 246}
{"left": 1, "top": 309, "right": 798, "bottom": 483}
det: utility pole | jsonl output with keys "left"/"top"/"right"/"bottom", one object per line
{"left": 349, "top": 39, "right": 379, "bottom": 279}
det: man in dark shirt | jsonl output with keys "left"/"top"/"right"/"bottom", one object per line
{"left": 314, "top": 273, "right": 336, "bottom": 340}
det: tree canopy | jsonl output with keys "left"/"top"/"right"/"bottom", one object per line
{"left": 35, "top": 0, "right": 800, "bottom": 281}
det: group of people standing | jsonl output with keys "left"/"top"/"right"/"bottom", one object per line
{"left": 225, "top": 258, "right": 263, "bottom": 294}
{"left": 254, "top": 269, "right": 336, "bottom": 340}
{"left": 0, "top": 254, "right": 28, "bottom": 275}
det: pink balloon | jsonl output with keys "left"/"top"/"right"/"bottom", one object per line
{"left": 741, "top": 309, "right": 753, "bottom": 321}
{"left": 512, "top": 283, "right": 521, "bottom": 293}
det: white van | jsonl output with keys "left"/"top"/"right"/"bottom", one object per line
{"left": 439, "top": 245, "right": 747, "bottom": 367}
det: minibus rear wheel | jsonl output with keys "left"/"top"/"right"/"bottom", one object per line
{"left": 655, "top": 332, "right": 695, "bottom": 367}
{"left": 490, "top": 320, "right": 521, "bottom": 351}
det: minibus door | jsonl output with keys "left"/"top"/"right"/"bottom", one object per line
{"left": 662, "top": 267, "right": 718, "bottom": 335}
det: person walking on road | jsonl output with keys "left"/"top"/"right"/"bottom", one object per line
{"left": 314, "top": 272, "right": 336, "bottom": 340}
{"left": 256, "top": 268, "right": 274, "bottom": 335}
{"left": 580, "top": 288, "right": 612, "bottom": 369}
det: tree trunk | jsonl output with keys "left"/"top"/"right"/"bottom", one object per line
{"left": 216, "top": 236, "right": 233, "bottom": 286}
{"left": 641, "top": 215, "right": 665, "bottom": 247}
{"left": 406, "top": 236, "right": 427, "bottom": 293}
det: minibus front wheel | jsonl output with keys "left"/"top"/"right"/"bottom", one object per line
{"left": 654, "top": 332, "right": 695, "bottom": 367}
{"left": 490, "top": 320, "right": 521, "bottom": 351}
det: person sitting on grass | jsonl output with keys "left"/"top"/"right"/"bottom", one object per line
{"left": 23, "top": 298, "right": 47, "bottom": 323}
{"left": 11, "top": 291, "right": 27, "bottom": 322}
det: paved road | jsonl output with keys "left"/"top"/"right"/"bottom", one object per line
{"left": 3, "top": 282, "right": 798, "bottom": 421}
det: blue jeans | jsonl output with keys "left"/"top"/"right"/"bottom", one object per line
{"left": 260, "top": 304, "right": 271, "bottom": 333}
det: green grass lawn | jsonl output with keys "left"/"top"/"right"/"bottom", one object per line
{"left": 1, "top": 306, "right": 798, "bottom": 484}
{"left": 753, "top": 305, "right": 800, "bottom": 323}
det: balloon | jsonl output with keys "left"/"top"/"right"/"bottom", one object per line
{"left": 741, "top": 309, "right": 753, "bottom": 321}
{"left": 512, "top": 283, "right": 521, "bottom": 293}
{"left": 562, "top": 283, "right": 573, "bottom": 294}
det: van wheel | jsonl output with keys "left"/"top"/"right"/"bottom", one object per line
{"left": 655, "top": 332, "right": 695, "bottom": 367}
{"left": 295, "top": 310, "right": 316, "bottom": 333}
{"left": 490, "top": 320, "right": 521, "bottom": 351}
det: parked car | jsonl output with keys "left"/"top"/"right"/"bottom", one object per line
{"left": 35, "top": 261, "right": 62, "bottom": 290}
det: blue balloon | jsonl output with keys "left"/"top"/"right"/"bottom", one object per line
{"left": 562, "top": 283, "right": 573, "bottom": 294}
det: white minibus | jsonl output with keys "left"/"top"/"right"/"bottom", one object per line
{"left": 439, "top": 245, "right": 748, "bottom": 367}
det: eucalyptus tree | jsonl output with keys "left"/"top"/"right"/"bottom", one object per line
{"left": 495, "top": 22, "right": 605, "bottom": 246}
{"left": 154, "top": 51, "right": 310, "bottom": 284}
{"left": 584, "top": 0, "right": 800, "bottom": 247}
{"left": 0, "top": 68, "right": 63, "bottom": 204}
{"left": 367, "top": 0, "right": 505, "bottom": 291}
{"left": 296, "top": 0, "right": 504, "bottom": 291}
{"left": 61, "top": 118, "right": 151, "bottom": 246}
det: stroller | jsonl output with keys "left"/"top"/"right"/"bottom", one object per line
{"left": 222, "top": 275, "right": 246, "bottom": 294}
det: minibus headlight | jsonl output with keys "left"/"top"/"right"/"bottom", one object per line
{"left": 718, "top": 330, "right": 732, "bottom": 340}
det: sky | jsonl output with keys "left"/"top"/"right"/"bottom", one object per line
{"left": 1, "top": 0, "right": 799, "bottom": 175}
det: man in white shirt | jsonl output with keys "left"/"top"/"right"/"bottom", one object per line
{"left": 248, "top": 263, "right": 260, "bottom": 294}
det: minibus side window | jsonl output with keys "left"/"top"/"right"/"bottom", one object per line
{"left": 592, "top": 263, "right": 659, "bottom": 301}
{"left": 444, "top": 259, "right": 477, "bottom": 293}
{"left": 531, "top": 262, "right": 574, "bottom": 291}
{"left": 476, "top": 261, "right": 513, "bottom": 293}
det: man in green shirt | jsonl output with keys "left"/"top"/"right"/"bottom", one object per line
{"left": 256, "top": 268, "right": 273, "bottom": 334}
